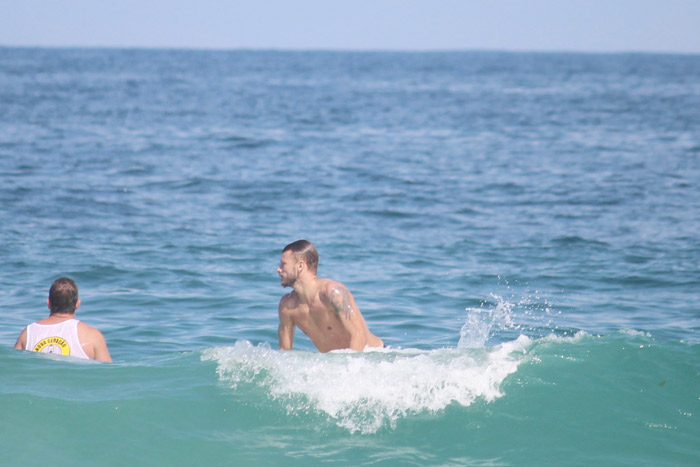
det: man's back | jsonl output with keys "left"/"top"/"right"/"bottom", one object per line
{"left": 24, "top": 318, "right": 89, "bottom": 359}
{"left": 16, "top": 316, "right": 112, "bottom": 362}
{"left": 14, "top": 277, "right": 112, "bottom": 362}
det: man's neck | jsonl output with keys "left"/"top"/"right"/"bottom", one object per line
{"left": 43, "top": 313, "right": 76, "bottom": 323}
{"left": 292, "top": 276, "right": 319, "bottom": 304}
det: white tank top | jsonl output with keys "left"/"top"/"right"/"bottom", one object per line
{"left": 25, "top": 319, "right": 90, "bottom": 359}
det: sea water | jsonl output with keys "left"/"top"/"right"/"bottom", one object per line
{"left": 0, "top": 48, "right": 699, "bottom": 465}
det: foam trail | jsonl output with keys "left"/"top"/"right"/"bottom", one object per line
{"left": 202, "top": 336, "right": 530, "bottom": 434}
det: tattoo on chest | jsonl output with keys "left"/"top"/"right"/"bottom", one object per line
{"left": 329, "top": 287, "right": 354, "bottom": 319}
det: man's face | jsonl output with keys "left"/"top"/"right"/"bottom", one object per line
{"left": 277, "top": 251, "right": 299, "bottom": 287}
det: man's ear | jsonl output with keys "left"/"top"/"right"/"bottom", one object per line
{"left": 47, "top": 298, "right": 51, "bottom": 310}
{"left": 75, "top": 299, "right": 81, "bottom": 310}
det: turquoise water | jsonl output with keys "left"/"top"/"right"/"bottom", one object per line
{"left": 1, "top": 48, "right": 699, "bottom": 465}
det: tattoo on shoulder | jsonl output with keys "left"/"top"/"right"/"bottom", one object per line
{"left": 329, "top": 286, "right": 354, "bottom": 319}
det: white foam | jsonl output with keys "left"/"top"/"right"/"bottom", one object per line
{"left": 537, "top": 330, "right": 590, "bottom": 344}
{"left": 619, "top": 328, "right": 652, "bottom": 338}
{"left": 202, "top": 337, "right": 530, "bottom": 434}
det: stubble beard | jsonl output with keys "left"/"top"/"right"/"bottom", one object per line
{"left": 280, "top": 275, "right": 295, "bottom": 288}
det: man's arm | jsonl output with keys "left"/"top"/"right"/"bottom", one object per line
{"left": 328, "top": 284, "right": 368, "bottom": 351}
{"left": 278, "top": 298, "right": 295, "bottom": 350}
{"left": 91, "top": 330, "right": 112, "bottom": 363}
{"left": 79, "top": 324, "right": 112, "bottom": 362}
{"left": 14, "top": 328, "right": 27, "bottom": 350}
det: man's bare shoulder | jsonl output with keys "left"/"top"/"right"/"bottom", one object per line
{"left": 77, "top": 321, "right": 112, "bottom": 362}
{"left": 279, "top": 291, "right": 300, "bottom": 310}
{"left": 14, "top": 327, "right": 28, "bottom": 350}
{"left": 77, "top": 321, "right": 106, "bottom": 342}
{"left": 318, "top": 278, "right": 347, "bottom": 295}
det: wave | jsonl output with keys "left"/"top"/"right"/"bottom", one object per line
{"left": 202, "top": 336, "right": 533, "bottom": 434}
{"left": 200, "top": 293, "right": 590, "bottom": 434}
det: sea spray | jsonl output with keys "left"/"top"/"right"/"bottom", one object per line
{"left": 202, "top": 336, "right": 530, "bottom": 434}
{"left": 459, "top": 293, "right": 516, "bottom": 348}
{"left": 459, "top": 292, "right": 563, "bottom": 348}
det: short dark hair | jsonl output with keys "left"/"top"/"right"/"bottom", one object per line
{"left": 48, "top": 277, "right": 79, "bottom": 314}
{"left": 283, "top": 240, "right": 319, "bottom": 274}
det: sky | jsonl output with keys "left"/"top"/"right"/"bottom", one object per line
{"left": 1, "top": 0, "right": 699, "bottom": 54}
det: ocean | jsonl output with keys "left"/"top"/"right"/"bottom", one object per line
{"left": 0, "top": 47, "right": 698, "bottom": 466}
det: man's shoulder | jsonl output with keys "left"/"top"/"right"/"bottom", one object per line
{"left": 14, "top": 326, "right": 28, "bottom": 349}
{"left": 318, "top": 278, "right": 346, "bottom": 293}
{"left": 77, "top": 321, "right": 106, "bottom": 341}
{"left": 279, "top": 291, "right": 299, "bottom": 309}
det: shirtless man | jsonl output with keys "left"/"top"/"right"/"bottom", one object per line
{"left": 276, "top": 240, "right": 384, "bottom": 352}
{"left": 14, "top": 277, "right": 112, "bottom": 362}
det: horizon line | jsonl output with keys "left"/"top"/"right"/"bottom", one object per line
{"left": 1, "top": 43, "right": 699, "bottom": 57}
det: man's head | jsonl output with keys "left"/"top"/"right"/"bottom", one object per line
{"left": 278, "top": 240, "right": 319, "bottom": 287}
{"left": 48, "top": 277, "right": 80, "bottom": 315}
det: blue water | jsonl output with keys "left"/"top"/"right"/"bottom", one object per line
{"left": 1, "top": 47, "right": 699, "bottom": 465}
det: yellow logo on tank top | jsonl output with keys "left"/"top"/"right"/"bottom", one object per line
{"left": 33, "top": 336, "right": 71, "bottom": 355}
